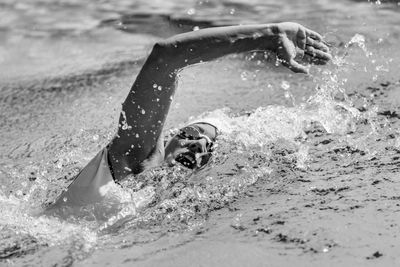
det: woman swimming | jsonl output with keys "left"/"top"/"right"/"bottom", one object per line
{"left": 50, "top": 22, "right": 331, "bottom": 207}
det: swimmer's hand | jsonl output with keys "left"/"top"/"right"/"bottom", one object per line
{"left": 273, "top": 22, "right": 332, "bottom": 74}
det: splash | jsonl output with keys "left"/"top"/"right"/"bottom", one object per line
{"left": 316, "top": 32, "right": 392, "bottom": 150}
{"left": 0, "top": 29, "right": 395, "bottom": 265}
{"left": 0, "top": 189, "right": 97, "bottom": 259}
{"left": 347, "top": 34, "right": 372, "bottom": 57}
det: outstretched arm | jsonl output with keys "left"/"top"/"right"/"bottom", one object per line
{"left": 108, "top": 22, "right": 331, "bottom": 180}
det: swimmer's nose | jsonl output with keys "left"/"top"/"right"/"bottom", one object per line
{"left": 188, "top": 139, "right": 207, "bottom": 153}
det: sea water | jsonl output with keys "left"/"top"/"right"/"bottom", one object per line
{"left": 1, "top": 0, "right": 400, "bottom": 266}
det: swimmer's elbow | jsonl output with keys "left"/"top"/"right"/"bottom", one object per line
{"left": 150, "top": 41, "right": 184, "bottom": 70}
{"left": 151, "top": 41, "right": 175, "bottom": 60}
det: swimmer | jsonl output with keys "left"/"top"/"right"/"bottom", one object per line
{"left": 50, "top": 22, "right": 331, "bottom": 207}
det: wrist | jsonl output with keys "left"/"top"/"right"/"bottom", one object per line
{"left": 258, "top": 24, "right": 281, "bottom": 52}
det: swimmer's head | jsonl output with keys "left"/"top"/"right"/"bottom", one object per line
{"left": 164, "top": 122, "right": 218, "bottom": 169}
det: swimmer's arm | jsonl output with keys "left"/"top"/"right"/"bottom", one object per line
{"left": 108, "top": 22, "right": 331, "bottom": 180}
{"left": 161, "top": 22, "right": 331, "bottom": 73}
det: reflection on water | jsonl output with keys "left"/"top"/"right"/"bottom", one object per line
{"left": 1, "top": 0, "right": 400, "bottom": 265}
{"left": 0, "top": 0, "right": 399, "bottom": 80}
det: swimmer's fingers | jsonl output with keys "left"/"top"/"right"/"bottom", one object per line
{"left": 322, "top": 40, "right": 335, "bottom": 48}
{"left": 303, "top": 54, "right": 329, "bottom": 65}
{"left": 282, "top": 58, "right": 309, "bottom": 74}
{"left": 306, "top": 37, "right": 330, "bottom": 52}
{"left": 306, "top": 29, "right": 323, "bottom": 41}
{"left": 305, "top": 45, "right": 332, "bottom": 63}
{"left": 303, "top": 28, "right": 332, "bottom": 63}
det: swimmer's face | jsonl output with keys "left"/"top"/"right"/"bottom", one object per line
{"left": 164, "top": 123, "right": 218, "bottom": 169}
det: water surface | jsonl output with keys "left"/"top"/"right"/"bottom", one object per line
{"left": 1, "top": 0, "right": 400, "bottom": 266}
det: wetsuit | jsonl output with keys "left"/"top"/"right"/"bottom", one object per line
{"left": 52, "top": 148, "right": 115, "bottom": 207}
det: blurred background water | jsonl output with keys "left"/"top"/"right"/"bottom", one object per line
{"left": 1, "top": 0, "right": 400, "bottom": 266}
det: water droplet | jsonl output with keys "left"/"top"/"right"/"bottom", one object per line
{"left": 376, "top": 65, "right": 388, "bottom": 72}
{"left": 240, "top": 71, "right": 249, "bottom": 81}
{"left": 157, "top": 86, "right": 162, "bottom": 91}
{"left": 124, "top": 167, "right": 132, "bottom": 172}
{"left": 348, "top": 34, "right": 373, "bottom": 57}
{"left": 135, "top": 133, "right": 139, "bottom": 138}
{"left": 187, "top": 8, "right": 196, "bottom": 15}
{"left": 281, "top": 80, "right": 290, "bottom": 90}
{"left": 141, "top": 109, "right": 146, "bottom": 114}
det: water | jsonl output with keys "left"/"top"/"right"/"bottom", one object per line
{"left": 1, "top": 0, "right": 400, "bottom": 266}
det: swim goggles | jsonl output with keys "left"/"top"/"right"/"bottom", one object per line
{"left": 175, "top": 125, "right": 214, "bottom": 169}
